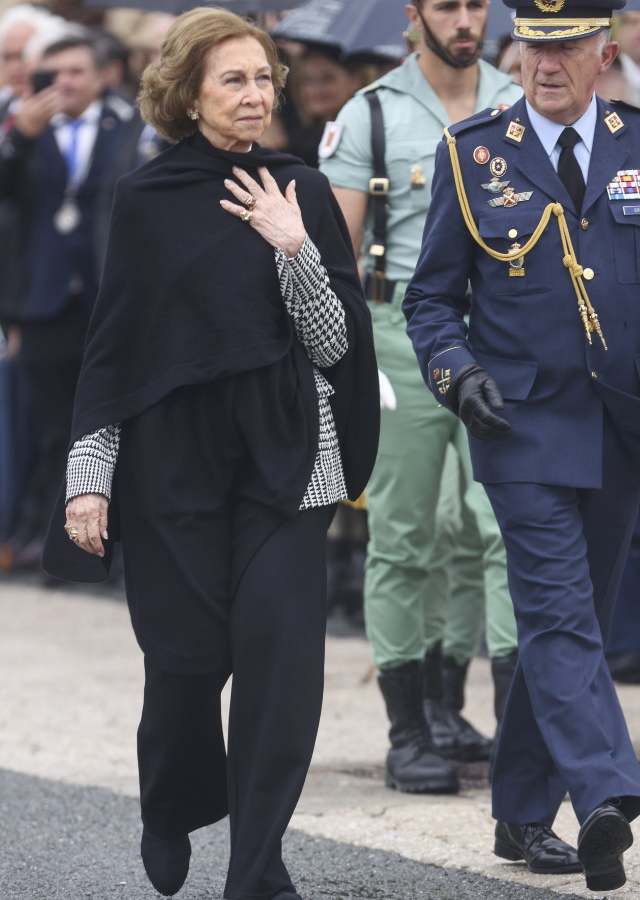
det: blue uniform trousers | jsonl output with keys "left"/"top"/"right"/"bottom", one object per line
{"left": 486, "top": 420, "right": 640, "bottom": 826}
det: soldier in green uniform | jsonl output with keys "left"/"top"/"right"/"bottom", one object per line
{"left": 320, "top": 0, "right": 521, "bottom": 793}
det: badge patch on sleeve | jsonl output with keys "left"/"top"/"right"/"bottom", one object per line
{"left": 318, "top": 121, "right": 344, "bottom": 159}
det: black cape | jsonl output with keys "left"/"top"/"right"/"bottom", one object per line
{"left": 43, "top": 133, "right": 379, "bottom": 582}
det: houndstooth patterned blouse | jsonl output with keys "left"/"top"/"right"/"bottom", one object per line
{"left": 66, "top": 236, "right": 349, "bottom": 511}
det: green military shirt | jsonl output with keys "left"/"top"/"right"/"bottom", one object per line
{"left": 319, "top": 53, "right": 522, "bottom": 282}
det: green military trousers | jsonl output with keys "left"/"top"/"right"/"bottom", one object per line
{"left": 364, "top": 288, "right": 517, "bottom": 670}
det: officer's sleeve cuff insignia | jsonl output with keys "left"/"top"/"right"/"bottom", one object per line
{"left": 427, "top": 346, "right": 476, "bottom": 403}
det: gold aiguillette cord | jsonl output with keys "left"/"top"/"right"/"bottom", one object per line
{"left": 444, "top": 127, "right": 607, "bottom": 350}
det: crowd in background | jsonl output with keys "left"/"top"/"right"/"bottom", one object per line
{"left": 2, "top": 0, "right": 640, "bottom": 669}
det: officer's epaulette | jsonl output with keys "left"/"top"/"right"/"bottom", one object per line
{"left": 608, "top": 97, "right": 640, "bottom": 115}
{"left": 446, "top": 106, "right": 506, "bottom": 139}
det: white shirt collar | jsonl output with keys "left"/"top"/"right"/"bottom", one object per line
{"left": 525, "top": 94, "right": 597, "bottom": 160}
{"left": 52, "top": 99, "right": 102, "bottom": 129}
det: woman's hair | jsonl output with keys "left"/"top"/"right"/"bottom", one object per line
{"left": 138, "top": 7, "right": 288, "bottom": 143}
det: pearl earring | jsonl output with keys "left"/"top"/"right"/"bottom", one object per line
{"left": 187, "top": 108, "right": 199, "bottom": 121}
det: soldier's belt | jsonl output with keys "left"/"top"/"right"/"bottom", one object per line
{"left": 443, "top": 127, "right": 607, "bottom": 350}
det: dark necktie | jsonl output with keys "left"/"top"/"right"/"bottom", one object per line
{"left": 557, "top": 126, "right": 585, "bottom": 213}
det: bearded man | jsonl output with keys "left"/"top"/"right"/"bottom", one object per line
{"left": 321, "top": 0, "right": 522, "bottom": 801}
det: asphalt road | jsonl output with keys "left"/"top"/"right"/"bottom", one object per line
{"left": 0, "top": 768, "right": 586, "bottom": 900}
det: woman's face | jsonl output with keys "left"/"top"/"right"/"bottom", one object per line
{"left": 297, "top": 54, "right": 359, "bottom": 122}
{"left": 195, "top": 36, "right": 275, "bottom": 152}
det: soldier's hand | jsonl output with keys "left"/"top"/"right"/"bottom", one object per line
{"left": 454, "top": 364, "right": 511, "bottom": 440}
{"left": 14, "top": 87, "right": 62, "bottom": 139}
{"left": 65, "top": 494, "right": 109, "bottom": 558}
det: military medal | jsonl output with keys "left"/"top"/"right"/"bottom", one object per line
{"left": 607, "top": 170, "right": 640, "bottom": 200}
{"left": 473, "top": 145, "right": 490, "bottom": 165}
{"left": 54, "top": 200, "right": 81, "bottom": 234}
{"left": 410, "top": 163, "right": 427, "bottom": 187}
{"left": 508, "top": 242, "right": 525, "bottom": 277}
{"left": 482, "top": 178, "right": 510, "bottom": 193}
{"left": 489, "top": 156, "right": 508, "bottom": 178}
{"left": 488, "top": 187, "right": 533, "bottom": 208}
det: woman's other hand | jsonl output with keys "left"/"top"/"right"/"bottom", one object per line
{"left": 221, "top": 166, "right": 306, "bottom": 258}
{"left": 65, "top": 494, "right": 109, "bottom": 557}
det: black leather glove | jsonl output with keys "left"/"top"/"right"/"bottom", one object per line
{"left": 452, "top": 364, "right": 511, "bottom": 440}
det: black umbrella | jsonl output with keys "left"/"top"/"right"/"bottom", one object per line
{"left": 85, "top": 0, "right": 305, "bottom": 14}
{"left": 212, "top": 0, "right": 305, "bottom": 10}
{"left": 272, "top": 0, "right": 408, "bottom": 62}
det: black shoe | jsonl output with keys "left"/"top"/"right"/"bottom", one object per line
{"left": 494, "top": 821, "right": 582, "bottom": 874}
{"left": 141, "top": 828, "right": 191, "bottom": 896}
{"left": 607, "top": 650, "right": 640, "bottom": 684}
{"left": 378, "top": 661, "right": 459, "bottom": 794}
{"left": 578, "top": 801, "right": 633, "bottom": 892}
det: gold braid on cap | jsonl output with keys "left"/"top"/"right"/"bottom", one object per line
{"left": 443, "top": 127, "right": 607, "bottom": 350}
{"left": 514, "top": 16, "right": 611, "bottom": 38}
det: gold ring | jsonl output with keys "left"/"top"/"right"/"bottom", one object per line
{"left": 64, "top": 524, "right": 79, "bottom": 537}
{"left": 244, "top": 194, "right": 256, "bottom": 210}
{"left": 240, "top": 209, "right": 253, "bottom": 224}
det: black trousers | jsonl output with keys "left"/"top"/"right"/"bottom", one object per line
{"left": 137, "top": 505, "right": 332, "bottom": 900}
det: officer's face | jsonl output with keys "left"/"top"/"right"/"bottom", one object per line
{"left": 520, "top": 35, "right": 619, "bottom": 124}
{"left": 195, "top": 36, "right": 275, "bottom": 153}
{"left": 409, "top": 0, "right": 488, "bottom": 65}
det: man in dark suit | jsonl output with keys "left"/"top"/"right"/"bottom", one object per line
{"left": 404, "top": 0, "right": 640, "bottom": 891}
{"left": 0, "top": 34, "right": 133, "bottom": 568}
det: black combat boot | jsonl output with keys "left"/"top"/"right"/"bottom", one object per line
{"left": 422, "top": 642, "right": 459, "bottom": 758}
{"left": 489, "top": 649, "right": 518, "bottom": 781}
{"left": 378, "top": 661, "right": 459, "bottom": 794}
{"left": 441, "top": 654, "right": 493, "bottom": 762}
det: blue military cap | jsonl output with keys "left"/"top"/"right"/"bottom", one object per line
{"left": 504, "top": 0, "right": 625, "bottom": 41}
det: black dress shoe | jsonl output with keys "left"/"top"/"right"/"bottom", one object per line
{"left": 141, "top": 828, "right": 191, "bottom": 896}
{"left": 494, "top": 821, "right": 582, "bottom": 874}
{"left": 578, "top": 801, "right": 633, "bottom": 892}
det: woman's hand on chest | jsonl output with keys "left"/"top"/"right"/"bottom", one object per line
{"left": 220, "top": 165, "right": 307, "bottom": 258}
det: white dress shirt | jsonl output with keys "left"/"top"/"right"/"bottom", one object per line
{"left": 51, "top": 99, "right": 102, "bottom": 187}
{"left": 526, "top": 94, "right": 597, "bottom": 184}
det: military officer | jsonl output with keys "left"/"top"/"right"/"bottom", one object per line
{"left": 404, "top": 0, "right": 640, "bottom": 889}
{"left": 321, "top": 0, "right": 520, "bottom": 795}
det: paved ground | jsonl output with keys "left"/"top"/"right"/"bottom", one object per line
{"left": 1, "top": 580, "right": 640, "bottom": 899}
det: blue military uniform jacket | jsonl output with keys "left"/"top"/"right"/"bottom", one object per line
{"left": 404, "top": 94, "right": 640, "bottom": 489}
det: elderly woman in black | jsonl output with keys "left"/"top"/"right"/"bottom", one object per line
{"left": 43, "top": 8, "right": 378, "bottom": 899}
